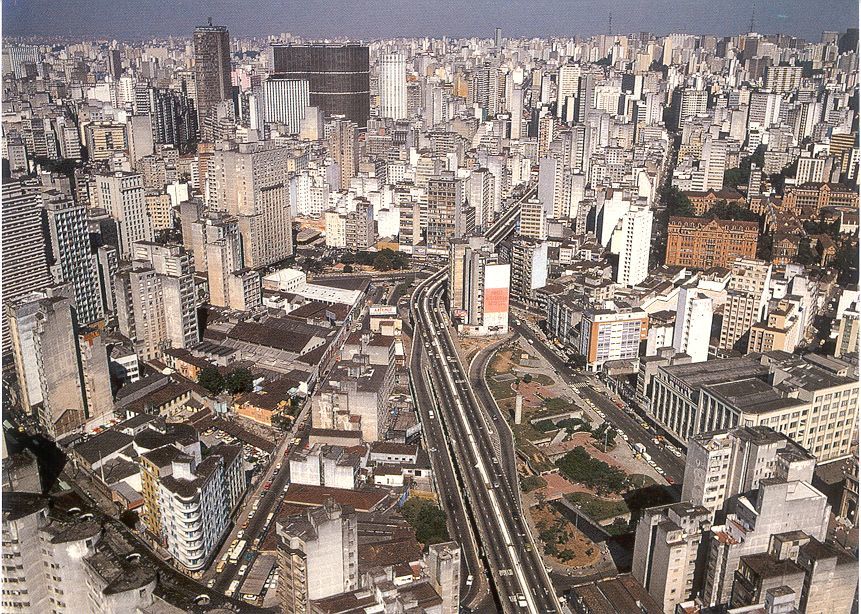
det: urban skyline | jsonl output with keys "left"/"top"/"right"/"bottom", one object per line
{"left": 1, "top": 6, "right": 858, "bottom": 614}
{"left": 2, "top": 0, "right": 858, "bottom": 40}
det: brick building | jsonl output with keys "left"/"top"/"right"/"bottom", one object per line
{"left": 665, "top": 217, "right": 759, "bottom": 269}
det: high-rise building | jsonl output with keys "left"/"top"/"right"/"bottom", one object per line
{"left": 139, "top": 442, "right": 244, "bottom": 573}
{"left": 84, "top": 122, "right": 127, "bottom": 161}
{"left": 193, "top": 21, "right": 232, "bottom": 141}
{"left": 632, "top": 502, "right": 713, "bottom": 612}
{"left": 579, "top": 302, "right": 649, "bottom": 372}
{"left": 43, "top": 190, "right": 103, "bottom": 325}
{"left": 448, "top": 237, "right": 510, "bottom": 336}
{"left": 94, "top": 172, "right": 153, "bottom": 258}
{"left": 682, "top": 426, "right": 816, "bottom": 520}
{"left": 327, "top": 118, "right": 359, "bottom": 190}
{"left": 428, "top": 542, "right": 461, "bottom": 614}
{"left": 379, "top": 52, "right": 407, "bottom": 120}
{"left": 673, "top": 284, "right": 714, "bottom": 363}
{"left": 510, "top": 239, "right": 548, "bottom": 306}
{"left": 271, "top": 44, "right": 370, "bottom": 127}
{"left": 613, "top": 205, "right": 653, "bottom": 287}
{"left": 7, "top": 44, "right": 40, "bottom": 78}
{"left": 277, "top": 500, "right": 359, "bottom": 613}
{"left": 428, "top": 175, "right": 474, "bottom": 250}
{"left": 149, "top": 88, "right": 198, "bottom": 153}
{"left": 719, "top": 258, "right": 773, "bottom": 351}
{"left": 209, "top": 141, "right": 294, "bottom": 268}
{"left": 263, "top": 77, "right": 310, "bottom": 134}
{"left": 1, "top": 180, "right": 52, "bottom": 357}
{"left": 114, "top": 242, "right": 198, "bottom": 361}
{"left": 678, "top": 87, "right": 708, "bottom": 128}
{"left": 519, "top": 198, "right": 547, "bottom": 240}
{"left": 203, "top": 214, "right": 262, "bottom": 311}
{"left": 7, "top": 289, "right": 87, "bottom": 439}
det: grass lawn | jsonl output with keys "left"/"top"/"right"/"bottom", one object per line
{"left": 487, "top": 377, "right": 516, "bottom": 400}
{"left": 565, "top": 492, "right": 630, "bottom": 522}
{"left": 543, "top": 397, "right": 575, "bottom": 412}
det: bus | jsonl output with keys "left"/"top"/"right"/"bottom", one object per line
{"left": 228, "top": 539, "right": 247, "bottom": 563}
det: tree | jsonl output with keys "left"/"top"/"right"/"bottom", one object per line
{"left": 224, "top": 368, "right": 255, "bottom": 394}
{"left": 400, "top": 498, "right": 449, "bottom": 549}
{"left": 373, "top": 252, "right": 393, "bottom": 271}
{"left": 663, "top": 186, "right": 695, "bottom": 217}
{"left": 198, "top": 366, "right": 224, "bottom": 394}
{"left": 343, "top": 264, "right": 354, "bottom": 273}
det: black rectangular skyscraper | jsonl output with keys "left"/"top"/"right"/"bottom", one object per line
{"left": 271, "top": 44, "right": 370, "bottom": 128}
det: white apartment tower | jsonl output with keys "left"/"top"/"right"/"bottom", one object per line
{"left": 94, "top": 172, "right": 154, "bottom": 258}
{"left": 379, "top": 52, "right": 408, "bottom": 120}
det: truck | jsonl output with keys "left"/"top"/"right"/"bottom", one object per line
{"left": 228, "top": 539, "right": 247, "bottom": 563}
{"left": 633, "top": 442, "right": 646, "bottom": 455}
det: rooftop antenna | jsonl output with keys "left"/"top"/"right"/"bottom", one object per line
{"left": 748, "top": 5, "right": 756, "bottom": 34}
{"left": 208, "top": 17, "right": 213, "bottom": 27}
{"left": 608, "top": 12, "right": 613, "bottom": 36}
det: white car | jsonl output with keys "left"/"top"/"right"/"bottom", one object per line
{"left": 237, "top": 564, "right": 249, "bottom": 576}
{"left": 466, "top": 574, "right": 474, "bottom": 587}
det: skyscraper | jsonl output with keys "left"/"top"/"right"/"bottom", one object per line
{"left": 613, "top": 205, "right": 653, "bottom": 287}
{"left": 149, "top": 88, "right": 198, "bottom": 153}
{"left": 1, "top": 180, "right": 52, "bottom": 357}
{"left": 43, "top": 190, "right": 103, "bottom": 325}
{"left": 272, "top": 44, "right": 370, "bottom": 127}
{"left": 94, "top": 172, "right": 153, "bottom": 258}
{"left": 8, "top": 288, "right": 87, "bottom": 439}
{"left": 209, "top": 141, "right": 294, "bottom": 268}
{"left": 114, "top": 242, "right": 198, "bottom": 361}
{"left": 327, "top": 118, "right": 359, "bottom": 191}
{"left": 193, "top": 21, "right": 232, "bottom": 140}
{"left": 379, "top": 52, "right": 407, "bottom": 120}
{"left": 263, "top": 77, "right": 309, "bottom": 134}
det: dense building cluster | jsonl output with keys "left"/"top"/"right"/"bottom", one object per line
{"left": 1, "top": 17, "right": 858, "bottom": 614}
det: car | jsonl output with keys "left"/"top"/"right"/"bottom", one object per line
{"left": 237, "top": 564, "right": 248, "bottom": 576}
{"left": 666, "top": 476, "right": 675, "bottom": 485}
{"left": 524, "top": 543, "right": 532, "bottom": 552}
{"left": 236, "top": 530, "right": 245, "bottom": 540}
{"left": 242, "top": 519, "right": 249, "bottom": 529}
{"left": 215, "top": 561, "right": 226, "bottom": 573}
{"left": 466, "top": 574, "right": 474, "bottom": 587}
{"left": 263, "top": 481, "right": 272, "bottom": 491}
{"left": 206, "top": 578, "right": 216, "bottom": 588}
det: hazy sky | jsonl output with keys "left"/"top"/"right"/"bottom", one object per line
{"left": 3, "top": 0, "right": 857, "bottom": 41}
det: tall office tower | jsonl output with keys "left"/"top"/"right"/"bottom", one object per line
{"left": 510, "top": 239, "right": 549, "bottom": 305}
{"left": 327, "top": 118, "right": 359, "bottom": 190}
{"left": 682, "top": 426, "right": 816, "bottom": 520}
{"left": 7, "top": 44, "right": 40, "bottom": 78}
{"left": 93, "top": 172, "right": 153, "bottom": 258}
{"left": 271, "top": 44, "right": 370, "bottom": 127}
{"left": 209, "top": 141, "right": 294, "bottom": 268}
{"left": 277, "top": 500, "right": 359, "bottom": 613}
{"left": 537, "top": 114, "right": 555, "bottom": 158}
{"left": 673, "top": 283, "right": 714, "bottom": 363}
{"left": 764, "top": 65, "right": 802, "bottom": 95}
{"left": 378, "top": 52, "right": 407, "bottom": 120}
{"left": 632, "top": 502, "right": 713, "bottom": 613}
{"left": 114, "top": 242, "right": 198, "bottom": 361}
{"left": 149, "top": 88, "right": 198, "bottom": 153}
{"left": 427, "top": 175, "right": 473, "bottom": 249}
{"left": 126, "top": 114, "right": 154, "bottom": 167}
{"left": 509, "top": 86, "right": 525, "bottom": 139}
{"left": 494, "top": 27, "right": 502, "bottom": 48}
{"left": 575, "top": 71, "right": 597, "bottom": 123}
{"left": 345, "top": 199, "right": 376, "bottom": 250}
{"left": 1, "top": 180, "right": 52, "bottom": 357}
{"left": 204, "top": 214, "right": 261, "bottom": 311}
{"left": 677, "top": 87, "right": 708, "bottom": 129}
{"left": 473, "top": 62, "right": 500, "bottom": 117}
{"left": 8, "top": 289, "right": 87, "bottom": 439}
{"left": 107, "top": 48, "right": 122, "bottom": 78}
{"left": 556, "top": 64, "right": 580, "bottom": 119}
{"left": 448, "top": 237, "right": 510, "bottom": 336}
{"left": 718, "top": 259, "right": 773, "bottom": 351}
{"left": 613, "top": 205, "right": 653, "bottom": 287}
{"left": 42, "top": 191, "right": 103, "bottom": 325}
{"left": 139, "top": 442, "right": 244, "bottom": 573}
{"left": 263, "top": 77, "right": 310, "bottom": 133}
{"left": 468, "top": 167, "right": 494, "bottom": 229}
{"left": 193, "top": 21, "right": 232, "bottom": 140}
{"left": 519, "top": 198, "right": 547, "bottom": 240}
{"left": 84, "top": 122, "right": 128, "bottom": 161}
{"left": 77, "top": 329, "right": 113, "bottom": 425}
{"left": 699, "top": 136, "right": 729, "bottom": 191}
{"left": 428, "top": 542, "right": 462, "bottom": 614}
